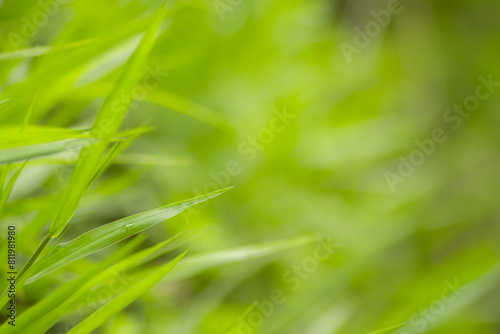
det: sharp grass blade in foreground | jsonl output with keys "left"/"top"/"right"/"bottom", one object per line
{"left": 64, "top": 232, "right": 193, "bottom": 313}
{"left": 21, "top": 247, "right": 188, "bottom": 334}
{"left": 0, "top": 236, "right": 145, "bottom": 333}
{"left": 26, "top": 187, "right": 231, "bottom": 283}
{"left": 65, "top": 250, "right": 188, "bottom": 334}
{"left": 49, "top": 0, "right": 170, "bottom": 238}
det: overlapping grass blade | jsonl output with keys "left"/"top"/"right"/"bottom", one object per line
{"left": 65, "top": 250, "right": 188, "bottom": 334}
{"left": 148, "top": 89, "right": 233, "bottom": 131}
{"left": 65, "top": 232, "right": 193, "bottom": 313}
{"left": 0, "top": 126, "right": 151, "bottom": 165}
{"left": 366, "top": 323, "right": 406, "bottom": 334}
{"left": 165, "top": 235, "right": 317, "bottom": 282}
{"left": 0, "top": 125, "right": 86, "bottom": 150}
{"left": 86, "top": 132, "right": 141, "bottom": 186}
{"left": 19, "top": 246, "right": 188, "bottom": 334}
{"left": 0, "top": 160, "right": 29, "bottom": 211}
{"left": 76, "top": 235, "right": 317, "bottom": 312}
{"left": 0, "top": 139, "right": 91, "bottom": 165}
{"left": 0, "top": 236, "right": 144, "bottom": 333}
{"left": 26, "top": 187, "right": 230, "bottom": 283}
{"left": 69, "top": 82, "right": 233, "bottom": 131}
{"left": 49, "top": 0, "right": 170, "bottom": 238}
{"left": 0, "top": 40, "right": 95, "bottom": 60}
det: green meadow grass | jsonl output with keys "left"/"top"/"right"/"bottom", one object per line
{"left": 1, "top": 0, "right": 500, "bottom": 333}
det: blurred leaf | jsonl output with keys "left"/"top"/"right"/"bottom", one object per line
{"left": 366, "top": 323, "right": 406, "bottom": 334}
{"left": 0, "top": 40, "right": 96, "bottom": 60}
{"left": 0, "top": 160, "right": 29, "bottom": 211}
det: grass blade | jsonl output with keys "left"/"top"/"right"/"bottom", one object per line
{"left": 164, "top": 235, "right": 316, "bottom": 282}
{"left": 0, "top": 40, "right": 95, "bottom": 60}
{"left": 0, "top": 160, "right": 29, "bottom": 211}
{"left": 49, "top": 0, "right": 170, "bottom": 238}
{"left": 366, "top": 323, "right": 406, "bottom": 334}
{"left": 0, "top": 236, "right": 144, "bottom": 333}
{"left": 66, "top": 250, "right": 188, "bottom": 334}
{"left": 26, "top": 187, "right": 231, "bottom": 283}
{"left": 0, "top": 139, "right": 91, "bottom": 165}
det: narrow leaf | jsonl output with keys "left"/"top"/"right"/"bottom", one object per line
{"left": 0, "top": 236, "right": 145, "bottom": 333}
{"left": 0, "top": 139, "right": 91, "bottom": 165}
{"left": 164, "top": 235, "right": 316, "bottom": 282}
{"left": 26, "top": 187, "right": 231, "bottom": 283}
{"left": 66, "top": 250, "right": 188, "bottom": 334}
{"left": 0, "top": 160, "right": 29, "bottom": 211}
{"left": 49, "top": 0, "right": 169, "bottom": 238}
{"left": 366, "top": 323, "right": 406, "bottom": 334}
{"left": 0, "top": 40, "right": 95, "bottom": 60}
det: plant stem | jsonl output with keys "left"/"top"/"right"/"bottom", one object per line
{"left": 17, "top": 233, "right": 51, "bottom": 281}
{"left": 0, "top": 233, "right": 51, "bottom": 310}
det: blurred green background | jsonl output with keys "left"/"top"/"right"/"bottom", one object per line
{"left": 0, "top": 0, "right": 499, "bottom": 333}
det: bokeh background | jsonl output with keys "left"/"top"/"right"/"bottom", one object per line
{"left": 1, "top": 0, "right": 500, "bottom": 333}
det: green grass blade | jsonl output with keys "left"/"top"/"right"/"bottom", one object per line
{"left": 0, "top": 40, "right": 95, "bottom": 60}
{"left": 69, "top": 83, "right": 233, "bottom": 131}
{"left": 49, "top": 1, "right": 170, "bottom": 238}
{"left": 0, "top": 125, "right": 87, "bottom": 150}
{"left": 26, "top": 187, "right": 230, "bottom": 283}
{"left": 85, "top": 236, "right": 317, "bottom": 310}
{"left": 64, "top": 232, "right": 193, "bottom": 313}
{"left": 366, "top": 323, "right": 406, "bottom": 334}
{"left": 66, "top": 250, "right": 188, "bottom": 334}
{"left": 0, "top": 126, "right": 151, "bottom": 164}
{"left": 0, "top": 163, "right": 11, "bottom": 195}
{"left": 164, "top": 235, "right": 316, "bottom": 282}
{"left": 0, "top": 139, "right": 91, "bottom": 165}
{"left": 0, "top": 160, "right": 29, "bottom": 211}
{"left": 148, "top": 89, "right": 233, "bottom": 131}
{"left": 86, "top": 134, "right": 139, "bottom": 187}
{"left": 114, "top": 153, "right": 192, "bottom": 166}
{"left": 0, "top": 236, "right": 144, "bottom": 333}
{"left": 22, "top": 246, "right": 188, "bottom": 334}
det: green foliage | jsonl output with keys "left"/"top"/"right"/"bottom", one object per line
{"left": 0, "top": 0, "right": 499, "bottom": 333}
{"left": 27, "top": 187, "right": 230, "bottom": 283}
